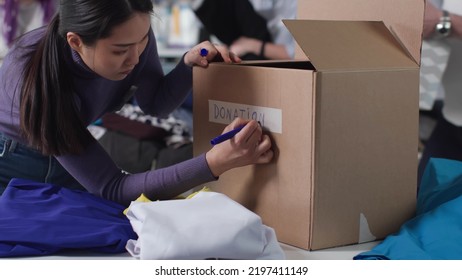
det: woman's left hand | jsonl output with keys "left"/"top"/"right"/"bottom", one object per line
{"left": 184, "top": 41, "right": 241, "bottom": 67}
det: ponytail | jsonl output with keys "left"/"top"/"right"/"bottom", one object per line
{"left": 19, "top": 15, "right": 93, "bottom": 156}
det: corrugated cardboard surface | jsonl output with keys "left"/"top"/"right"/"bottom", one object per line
{"left": 295, "top": 0, "right": 424, "bottom": 64}
{"left": 193, "top": 64, "right": 419, "bottom": 250}
{"left": 310, "top": 69, "right": 419, "bottom": 249}
{"left": 285, "top": 20, "right": 418, "bottom": 71}
{"left": 193, "top": 0, "right": 423, "bottom": 250}
{"left": 193, "top": 62, "right": 315, "bottom": 247}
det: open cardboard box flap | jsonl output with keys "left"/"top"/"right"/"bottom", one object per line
{"left": 296, "top": 0, "right": 425, "bottom": 65}
{"left": 283, "top": 20, "right": 419, "bottom": 71}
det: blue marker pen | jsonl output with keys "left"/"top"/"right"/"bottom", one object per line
{"left": 200, "top": 48, "right": 208, "bottom": 57}
{"left": 210, "top": 125, "right": 245, "bottom": 145}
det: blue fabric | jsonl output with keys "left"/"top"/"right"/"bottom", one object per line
{"left": 354, "top": 158, "right": 462, "bottom": 260}
{"left": 0, "top": 178, "right": 136, "bottom": 257}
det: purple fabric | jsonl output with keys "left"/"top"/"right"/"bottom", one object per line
{"left": 0, "top": 26, "right": 217, "bottom": 205}
{"left": 0, "top": 178, "right": 136, "bottom": 257}
{"left": 2, "top": 0, "right": 56, "bottom": 46}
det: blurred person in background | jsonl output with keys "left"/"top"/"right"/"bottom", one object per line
{"left": 0, "top": 0, "right": 57, "bottom": 64}
{"left": 192, "top": 0, "right": 297, "bottom": 60}
{"left": 418, "top": 0, "right": 462, "bottom": 189}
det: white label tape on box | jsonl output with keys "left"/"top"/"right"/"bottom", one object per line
{"left": 208, "top": 100, "right": 282, "bottom": 134}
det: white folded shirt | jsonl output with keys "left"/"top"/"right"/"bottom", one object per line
{"left": 125, "top": 191, "right": 285, "bottom": 260}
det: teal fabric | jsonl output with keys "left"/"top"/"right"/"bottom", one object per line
{"left": 354, "top": 158, "right": 462, "bottom": 260}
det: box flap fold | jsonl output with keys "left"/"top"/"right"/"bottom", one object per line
{"left": 295, "top": 0, "right": 425, "bottom": 64}
{"left": 284, "top": 20, "right": 418, "bottom": 71}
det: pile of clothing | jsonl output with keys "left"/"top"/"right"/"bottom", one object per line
{"left": 0, "top": 178, "right": 284, "bottom": 259}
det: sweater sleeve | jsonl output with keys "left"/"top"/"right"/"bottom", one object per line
{"left": 55, "top": 140, "right": 217, "bottom": 206}
{"left": 133, "top": 30, "right": 193, "bottom": 118}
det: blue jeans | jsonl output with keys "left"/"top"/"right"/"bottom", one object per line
{"left": 0, "top": 132, "right": 84, "bottom": 194}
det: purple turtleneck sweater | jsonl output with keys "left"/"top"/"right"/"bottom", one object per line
{"left": 0, "top": 27, "right": 216, "bottom": 205}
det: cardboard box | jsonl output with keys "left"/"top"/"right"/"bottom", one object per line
{"left": 193, "top": 0, "right": 423, "bottom": 250}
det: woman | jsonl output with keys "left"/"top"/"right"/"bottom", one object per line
{"left": 0, "top": 0, "right": 274, "bottom": 205}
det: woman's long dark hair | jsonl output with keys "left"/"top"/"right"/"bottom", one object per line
{"left": 19, "top": 0, "right": 153, "bottom": 156}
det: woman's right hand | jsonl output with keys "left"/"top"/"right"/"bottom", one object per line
{"left": 205, "top": 118, "right": 274, "bottom": 177}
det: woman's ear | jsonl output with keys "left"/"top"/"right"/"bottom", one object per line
{"left": 66, "top": 32, "right": 83, "bottom": 52}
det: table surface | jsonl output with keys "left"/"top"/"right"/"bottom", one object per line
{"left": 280, "top": 241, "right": 378, "bottom": 260}
{"left": 12, "top": 241, "right": 379, "bottom": 260}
